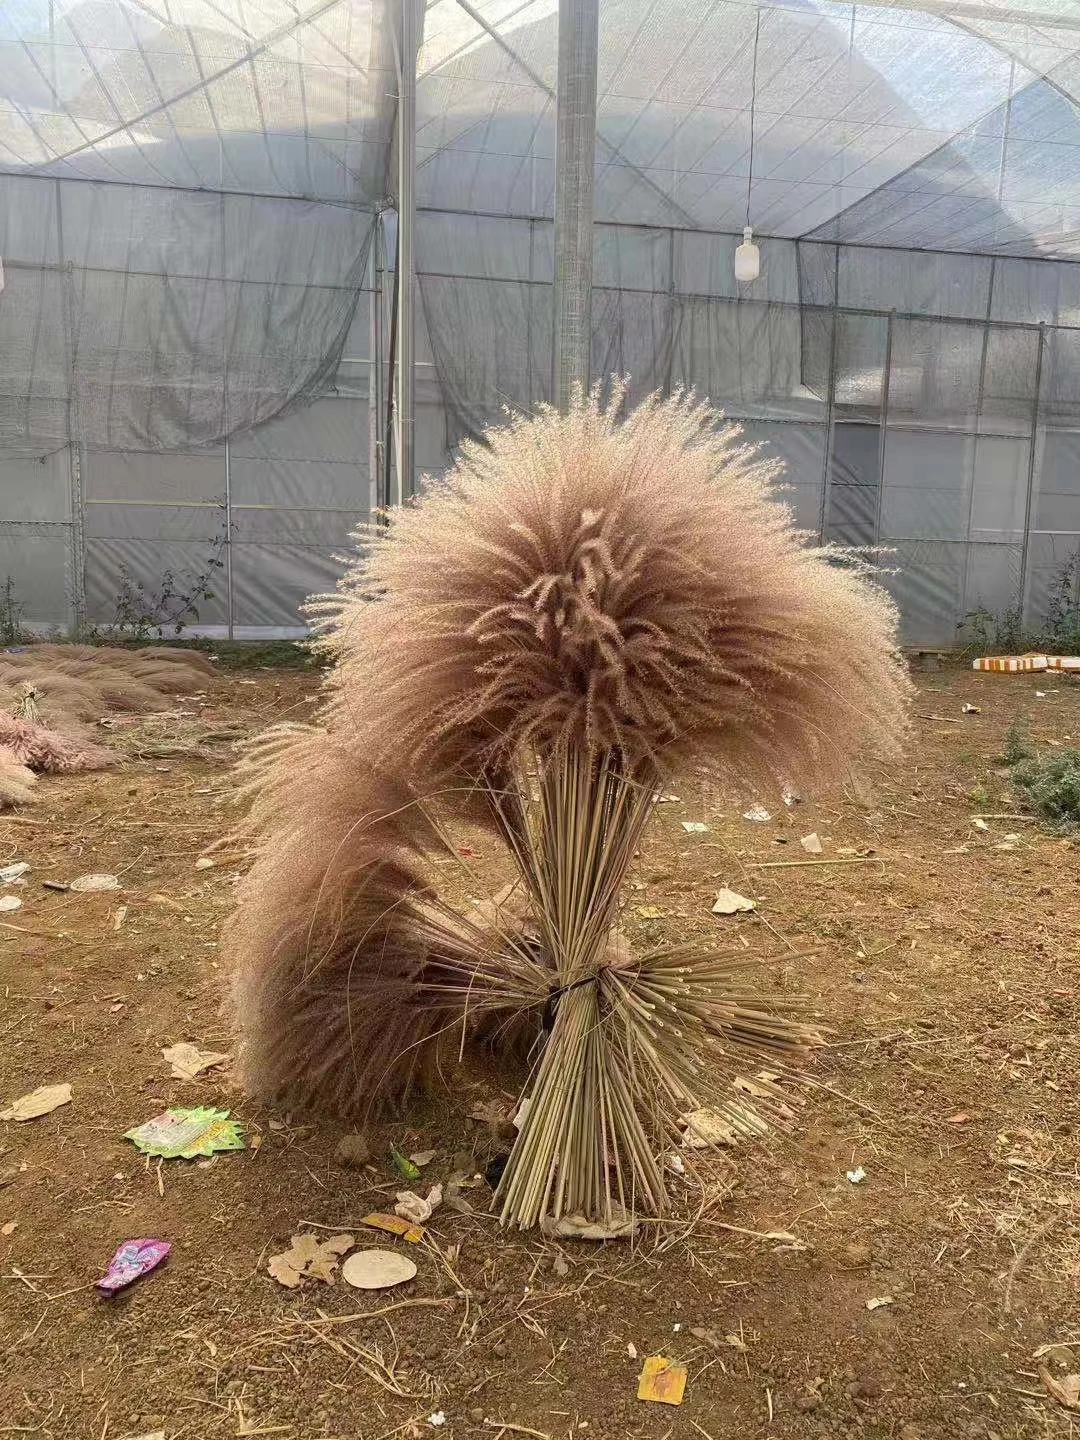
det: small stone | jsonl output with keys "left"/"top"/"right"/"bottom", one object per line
{"left": 853, "top": 1377, "right": 882, "bottom": 1400}
{"left": 469, "top": 1409, "right": 484, "bottom": 1424}
{"left": 333, "top": 1133, "right": 370, "bottom": 1168}
{"left": 795, "top": 1394, "right": 821, "bottom": 1412}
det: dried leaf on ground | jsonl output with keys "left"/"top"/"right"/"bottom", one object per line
{"left": 409, "top": 1149, "right": 436, "bottom": 1167}
{"left": 543, "top": 1208, "right": 637, "bottom": 1241}
{"left": 161, "top": 1042, "right": 231, "bottom": 1081}
{"left": 636, "top": 905, "right": 664, "bottom": 919}
{"left": 681, "top": 821, "right": 708, "bottom": 833}
{"left": 681, "top": 1107, "right": 739, "bottom": 1147}
{"left": 742, "top": 806, "right": 772, "bottom": 822}
{"left": 637, "top": 1355, "right": 688, "bottom": 1405}
{"left": 800, "top": 832, "right": 823, "bottom": 854}
{"left": 268, "top": 1231, "right": 354, "bottom": 1288}
{"left": 467, "top": 1097, "right": 514, "bottom": 1125}
{"left": 711, "top": 888, "right": 755, "bottom": 915}
{"left": 1040, "top": 1369, "right": 1080, "bottom": 1412}
{"left": 1, "top": 1082, "right": 72, "bottom": 1121}
{"left": 362, "top": 1212, "right": 425, "bottom": 1243}
{"left": 341, "top": 1249, "right": 418, "bottom": 1290}
{"left": 866, "top": 1295, "right": 894, "bottom": 1310}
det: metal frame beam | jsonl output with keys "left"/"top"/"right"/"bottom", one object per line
{"left": 552, "top": 0, "right": 600, "bottom": 411}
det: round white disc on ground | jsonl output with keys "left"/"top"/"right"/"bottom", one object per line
{"left": 340, "top": 1249, "right": 417, "bottom": 1290}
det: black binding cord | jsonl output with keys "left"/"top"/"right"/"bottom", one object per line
{"left": 541, "top": 968, "right": 607, "bottom": 1033}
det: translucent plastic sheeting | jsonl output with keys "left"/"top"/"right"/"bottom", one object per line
{"left": 0, "top": 176, "right": 374, "bottom": 454}
{"left": 415, "top": 0, "right": 1080, "bottom": 252}
{"left": 0, "top": 0, "right": 394, "bottom": 203}
{"left": 415, "top": 209, "right": 1080, "bottom": 647}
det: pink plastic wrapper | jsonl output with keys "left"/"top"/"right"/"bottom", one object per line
{"left": 96, "top": 1238, "right": 171, "bottom": 1295}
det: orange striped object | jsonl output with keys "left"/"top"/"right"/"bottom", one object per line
{"left": 1045, "top": 656, "right": 1080, "bottom": 671}
{"left": 972, "top": 654, "right": 1048, "bottom": 673}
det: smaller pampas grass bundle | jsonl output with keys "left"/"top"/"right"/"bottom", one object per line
{"left": 227, "top": 387, "right": 911, "bottom": 1230}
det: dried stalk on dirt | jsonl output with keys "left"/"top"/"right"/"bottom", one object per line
{"left": 227, "top": 387, "right": 911, "bottom": 1227}
{"left": 0, "top": 643, "right": 214, "bottom": 805}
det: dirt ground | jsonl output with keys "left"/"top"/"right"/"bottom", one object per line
{"left": 1, "top": 663, "right": 1078, "bottom": 1440}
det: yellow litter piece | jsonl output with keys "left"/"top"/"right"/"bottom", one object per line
{"left": 971, "top": 654, "right": 1047, "bottom": 673}
{"left": 637, "top": 1355, "right": 688, "bottom": 1406}
{"left": 361, "top": 1212, "right": 425, "bottom": 1243}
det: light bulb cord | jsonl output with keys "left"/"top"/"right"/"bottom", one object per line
{"left": 746, "top": 3, "right": 761, "bottom": 230}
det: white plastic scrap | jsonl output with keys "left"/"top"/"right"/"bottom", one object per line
{"left": 711, "top": 888, "right": 756, "bottom": 915}
{"left": 846, "top": 1167, "right": 867, "bottom": 1184}
{"left": 742, "top": 806, "right": 772, "bottom": 822}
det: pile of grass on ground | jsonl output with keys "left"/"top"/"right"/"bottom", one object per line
{"left": 1010, "top": 747, "right": 1080, "bottom": 831}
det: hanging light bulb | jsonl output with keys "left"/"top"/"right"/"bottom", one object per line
{"left": 734, "top": 226, "right": 760, "bottom": 284}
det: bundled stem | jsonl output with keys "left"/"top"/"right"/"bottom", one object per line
{"left": 226, "top": 388, "right": 910, "bottom": 1228}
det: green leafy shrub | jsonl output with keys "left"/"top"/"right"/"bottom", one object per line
{"left": 1010, "top": 749, "right": 1080, "bottom": 832}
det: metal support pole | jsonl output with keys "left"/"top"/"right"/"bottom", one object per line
{"left": 394, "top": 0, "right": 418, "bottom": 502}
{"left": 960, "top": 257, "right": 997, "bottom": 617}
{"left": 818, "top": 248, "right": 841, "bottom": 544}
{"left": 223, "top": 434, "right": 234, "bottom": 641}
{"left": 370, "top": 227, "right": 383, "bottom": 518}
{"left": 1018, "top": 322, "right": 1046, "bottom": 629}
{"left": 872, "top": 309, "right": 895, "bottom": 545}
{"left": 552, "top": 0, "right": 600, "bottom": 411}
{"left": 220, "top": 191, "right": 234, "bottom": 639}
{"left": 57, "top": 181, "right": 86, "bottom": 636}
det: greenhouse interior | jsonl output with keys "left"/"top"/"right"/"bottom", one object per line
{"left": 2, "top": 0, "right": 1079, "bottom": 649}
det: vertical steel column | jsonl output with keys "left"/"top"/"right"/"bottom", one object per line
{"left": 872, "top": 309, "right": 895, "bottom": 545}
{"left": 394, "top": 0, "right": 418, "bottom": 502}
{"left": 57, "top": 181, "right": 86, "bottom": 635}
{"left": 1018, "top": 323, "right": 1046, "bottom": 629}
{"left": 221, "top": 192, "right": 234, "bottom": 638}
{"left": 552, "top": 0, "right": 600, "bottom": 411}
{"left": 223, "top": 435, "right": 234, "bottom": 640}
{"left": 817, "top": 247, "right": 841, "bottom": 544}
{"left": 370, "top": 226, "right": 383, "bottom": 517}
{"left": 960, "top": 257, "right": 997, "bottom": 618}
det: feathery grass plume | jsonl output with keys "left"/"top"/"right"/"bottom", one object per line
{"left": 228, "top": 726, "right": 549, "bottom": 1113}
{"left": 0, "top": 645, "right": 210, "bottom": 730}
{"left": 0, "top": 715, "right": 113, "bottom": 774}
{"left": 0, "top": 745, "right": 37, "bottom": 807}
{"left": 20, "top": 642, "right": 216, "bottom": 679}
{"left": 228, "top": 387, "right": 911, "bottom": 1228}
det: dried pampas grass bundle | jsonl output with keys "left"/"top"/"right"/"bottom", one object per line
{"left": 228, "top": 387, "right": 911, "bottom": 1229}
{"left": 0, "top": 746, "right": 37, "bottom": 807}
{"left": 0, "top": 643, "right": 211, "bottom": 731}
{"left": 0, "top": 714, "right": 113, "bottom": 775}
